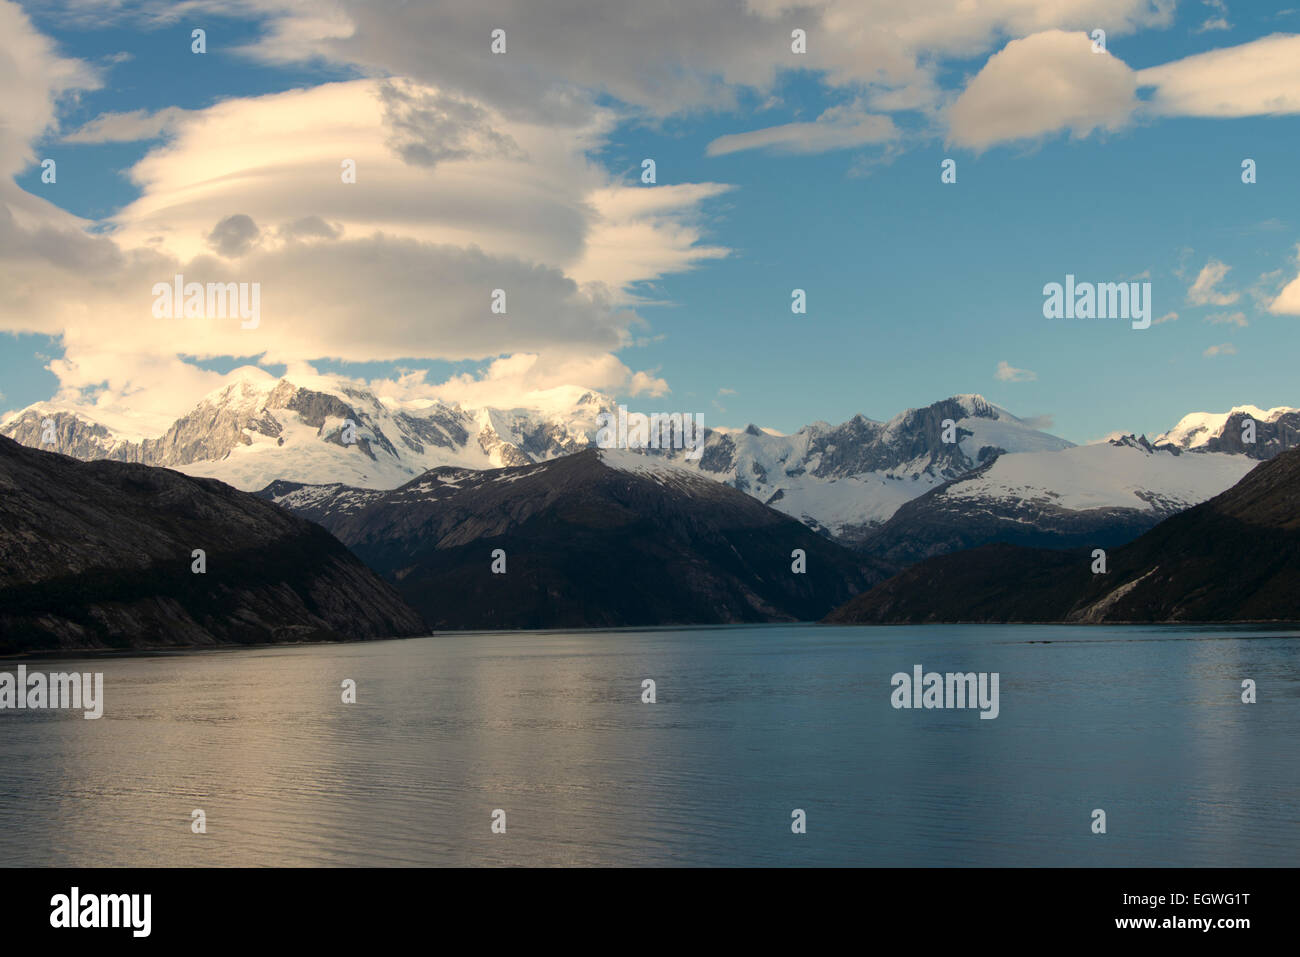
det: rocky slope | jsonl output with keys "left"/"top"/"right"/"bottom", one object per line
{"left": 0, "top": 436, "right": 425, "bottom": 653}
{"left": 825, "top": 447, "right": 1300, "bottom": 624}
{"left": 260, "top": 449, "right": 895, "bottom": 628}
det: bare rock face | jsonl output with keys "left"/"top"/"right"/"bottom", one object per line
{"left": 0, "top": 436, "right": 425, "bottom": 654}
{"left": 1194, "top": 410, "right": 1300, "bottom": 460}
{"left": 0, "top": 410, "right": 139, "bottom": 463}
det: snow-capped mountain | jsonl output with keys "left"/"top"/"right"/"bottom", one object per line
{"left": 0, "top": 367, "right": 604, "bottom": 490}
{"left": 1155, "top": 405, "right": 1300, "bottom": 458}
{"left": 862, "top": 434, "right": 1258, "bottom": 565}
{"left": 3, "top": 375, "right": 1292, "bottom": 558}
{"left": 653, "top": 394, "right": 1072, "bottom": 542}
{"left": 856, "top": 403, "right": 1300, "bottom": 565}
{"left": 829, "top": 446, "right": 1300, "bottom": 625}
{"left": 0, "top": 381, "right": 1071, "bottom": 541}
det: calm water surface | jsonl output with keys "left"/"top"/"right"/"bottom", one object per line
{"left": 1, "top": 624, "right": 1297, "bottom": 866}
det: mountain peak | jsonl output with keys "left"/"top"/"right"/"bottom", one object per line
{"left": 1156, "top": 404, "right": 1300, "bottom": 455}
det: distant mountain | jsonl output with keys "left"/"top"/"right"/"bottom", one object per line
{"left": 825, "top": 446, "right": 1300, "bottom": 624}
{"left": 1, "top": 377, "right": 1074, "bottom": 542}
{"left": 857, "top": 406, "right": 1298, "bottom": 564}
{"left": 1156, "top": 404, "right": 1300, "bottom": 458}
{"left": 859, "top": 435, "right": 1257, "bottom": 565}
{"left": 0, "top": 367, "right": 601, "bottom": 490}
{"left": 0, "top": 436, "right": 425, "bottom": 653}
{"left": 5, "top": 376, "right": 1291, "bottom": 559}
{"left": 259, "top": 448, "right": 894, "bottom": 629}
{"left": 660, "top": 394, "right": 1073, "bottom": 543}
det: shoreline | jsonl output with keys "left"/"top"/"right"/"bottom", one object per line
{"left": 5, "top": 619, "right": 1300, "bottom": 662}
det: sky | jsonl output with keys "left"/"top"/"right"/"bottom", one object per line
{"left": 2, "top": 0, "right": 1300, "bottom": 444}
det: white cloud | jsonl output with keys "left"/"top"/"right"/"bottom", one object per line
{"left": 1267, "top": 246, "right": 1300, "bottom": 315}
{"left": 1153, "top": 311, "right": 1179, "bottom": 324}
{"left": 948, "top": 29, "right": 1300, "bottom": 151}
{"left": 1137, "top": 34, "right": 1300, "bottom": 117}
{"left": 42, "top": 352, "right": 231, "bottom": 439}
{"left": 0, "top": 74, "right": 735, "bottom": 419}
{"left": 574, "top": 183, "right": 732, "bottom": 295}
{"left": 628, "top": 370, "right": 670, "bottom": 397}
{"left": 33, "top": 0, "right": 1266, "bottom": 164}
{"left": 1205, "top": 311, "right": 1247, "bottom": 326}
{"left": 42, "top": 2, "right": 1300, "bottom": 165}
{"left": 0, "top": 1, "right": 100, "bottom": 177}
{"left": 63, "top": 106, "right": 190, "bottom": 143}
{"left": 995, "top": 360, "right": 1037, "bottom": 382}
{"left": 378, "top": 352, "right": 669, "bottom": 410}
{"left": 947, "top": 30, "right": 1137, "bottom": 151}
{"left": 1196, "top": 0, "right": 1232, "bottom": 33}
{"left": 706, "top": 105, "right": 897, "bottom": 157}
{"left": 1203, "top": 342, "right": 1237, "bottom": 357}
{"left": 1196, "top": 0, "right": 1231, "bottom": 34}
{"left": 109, "top": 81, "right": 597, "bottom": 266}
{"left": 1187, "top": 260, "right": 1240, "bottom": 305}
{"left": 222, "top": 0, "right": 1170, "bottom": 123}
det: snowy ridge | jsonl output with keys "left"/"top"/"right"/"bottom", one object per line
{"left": 0, "top": 399, "right": 177, "bottom": 445}
{"left": 641, "top": 394, "right": 1072, "bottom": 538}
{"left": 597, "top": 447, "right": 722, "bottom": 493}
{"left": 1157, "top": 405, "right": 1299, "bottom": 449}
{"left": 945, "top": 441, "right": 1256, "bottom": 512}
{"left": 260, "top": 481, "right": 386, "bottom": 516}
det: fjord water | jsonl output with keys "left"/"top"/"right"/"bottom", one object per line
{"left": 2, "top": 624, "right": 1297, "bottom": 867}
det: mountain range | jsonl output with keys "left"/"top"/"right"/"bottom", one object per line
{"left": 3, "top": 371, "right": 1297, "bottom": 645}
{"left": 7, "top": 368, "right": 1293, "bottom": 560}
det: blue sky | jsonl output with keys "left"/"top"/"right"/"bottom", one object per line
{"left": 3, "top": 0, "right": 1300, "bottom": 443}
